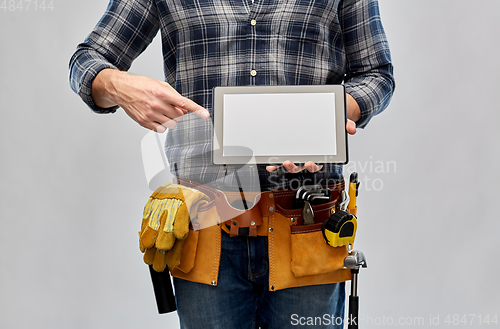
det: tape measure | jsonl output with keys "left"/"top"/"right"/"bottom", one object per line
{"left": 322, "top": 210, "right": 357, "bottom": 247}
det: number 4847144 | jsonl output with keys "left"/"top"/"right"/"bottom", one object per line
{"left": 444, "top": 314, "right": 498, "bottom": 326}
{"left": 1, "top": 0, "right": 54, "bottom": 11}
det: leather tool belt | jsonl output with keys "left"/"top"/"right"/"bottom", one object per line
{"left": 178, "top": 179, "right": 345, "bottom": 236}
{"left": 170, "top": 179, "right": 351, "bottom": 291}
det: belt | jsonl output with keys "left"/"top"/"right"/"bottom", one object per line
{"left": 178, "top": 179, "right": 345, "bottom": 236}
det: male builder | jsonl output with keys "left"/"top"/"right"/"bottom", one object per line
{"left": 69, "top": 0, "right": 394, "bottom": 328}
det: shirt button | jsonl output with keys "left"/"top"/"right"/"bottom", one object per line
{"left": 250, "top": 70, "right": 257, "bottom": 77}
{"left": 250, "top": 19, "right": 257, "bottom": 26}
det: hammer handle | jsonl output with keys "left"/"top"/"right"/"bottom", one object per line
{"left": 348, "top": 295, "right": 359, "bottom": 329}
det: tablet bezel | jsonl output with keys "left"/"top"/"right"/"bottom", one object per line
{"left": 212, "top": 85, "right": 348, "bottom": 165}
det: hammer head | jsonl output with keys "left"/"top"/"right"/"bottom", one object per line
{"left": 344, "top": 250, "right": 367, "bottom": 269}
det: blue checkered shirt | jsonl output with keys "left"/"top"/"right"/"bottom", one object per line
{"left": 69, "top": 0, "right": 394, "bottom": 191}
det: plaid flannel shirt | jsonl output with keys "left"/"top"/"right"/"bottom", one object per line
{"left": 69, "top": 0, "right": 394, "bottom": 191}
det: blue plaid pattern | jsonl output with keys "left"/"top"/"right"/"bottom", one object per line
{"left": 69, "top": 0, "right": 394, "bottom": 191}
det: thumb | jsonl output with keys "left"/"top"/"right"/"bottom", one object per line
{"left": 346, "top": 119, "right": 357, "bottom": 135}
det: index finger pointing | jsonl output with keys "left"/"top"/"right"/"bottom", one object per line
{"left": 176, "top": 96, "right": 210, "bottom": 119}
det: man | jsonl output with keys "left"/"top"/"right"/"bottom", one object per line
{"left": 70, "top": 0, "right": 394, "bottom": 327}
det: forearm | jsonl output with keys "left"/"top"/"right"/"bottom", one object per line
{"left": 68, "top": 47, "right": 120, "bottom": 113}
{"left": 344, "top": 69, "right": 394, "bottom": 128}
{"left": 91, "top": 68, "right": 209, "bottom": 132}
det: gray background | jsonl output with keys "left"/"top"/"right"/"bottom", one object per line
{"left": 1, "top": 0, "right": 499, "bottom": 328}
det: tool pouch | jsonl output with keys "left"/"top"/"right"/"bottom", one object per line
{"left": 168, "top": 181, "right": 223, "bottom": 286}
{"left": 169, "top": 205, "right": 223, "bottom": 286}
{"left": 268, "top": 187, "right": 351, "bottom": 291}
{"left": 276, "top": 198, "right": 348, "bottom": 277}
{"left": 290, "top": 222, "right": 347, "bottom": 277}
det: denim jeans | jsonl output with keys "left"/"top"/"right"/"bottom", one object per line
{"left": 174, "top": 231, "right": 346, "bottom": 328}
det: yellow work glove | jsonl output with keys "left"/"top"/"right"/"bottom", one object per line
{"left": 139, "top": 183, "right": 209, "bottom": 272}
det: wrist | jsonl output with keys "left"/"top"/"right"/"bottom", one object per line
{"left": 346, "top": 93, "right": 361, "bottom": 122}
{"left": 91, "top": 68, "right": 127, "bottom": 109}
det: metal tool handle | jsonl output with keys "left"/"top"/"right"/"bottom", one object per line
{"left": 345, "top": 251, "right": 366, "bottom": 329}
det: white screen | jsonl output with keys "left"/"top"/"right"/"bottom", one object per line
{"left": 223, "top": 93, "right": 336, "bottom": 157}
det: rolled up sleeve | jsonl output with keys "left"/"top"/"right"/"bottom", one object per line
{"left": 341, "top": 0, "right": 395, "bottom": 128}
{"left": 68, "top": 0, "right": 160, "bottom": 113}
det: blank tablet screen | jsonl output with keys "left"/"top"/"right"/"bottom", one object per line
{"left": 222, "top": 93, "right": 336, "bottom": 156}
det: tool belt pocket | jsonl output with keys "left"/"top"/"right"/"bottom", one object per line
{"left": 175, "top": 228, "right": 199, "bottom": 274}
{"left": 290, "top": 223, "right": 347, "bottom": 277}
{"left": 169, "top": 205, "right": 222, "bottom": 286}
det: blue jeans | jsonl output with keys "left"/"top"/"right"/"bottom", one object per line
{"left": 174, "top": 231, "right": 346, "bottom": 328}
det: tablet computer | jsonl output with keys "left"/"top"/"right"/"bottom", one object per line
{"left": 212, "top": 85, "right": 348, "bottom": 165}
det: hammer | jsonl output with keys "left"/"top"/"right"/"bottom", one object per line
{"left": 344, "top": 250, "right": 367, "bottom": 329}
